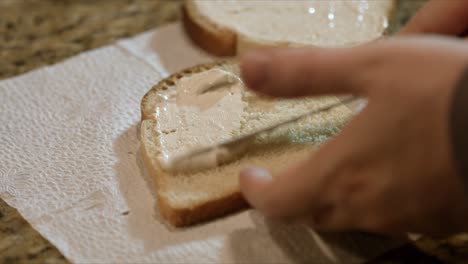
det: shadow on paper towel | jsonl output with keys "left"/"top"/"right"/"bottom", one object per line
{"left": 113, "top": 123, "right": 247, "bottom": 253}
{"left": 227, "top": 209, "right": 405, "bottom": 263}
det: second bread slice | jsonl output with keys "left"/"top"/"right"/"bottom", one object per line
{"left": 183, "top": 0, "right": 396, "bottom": 56}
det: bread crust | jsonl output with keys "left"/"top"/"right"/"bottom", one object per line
{"left": 182, "top": 3, "right": 236, "bottom": 56}
{"left": 182, "top": 0, "right": 397, "bottom": 56}
{"left": 140, "top": 61, "right": 248, "bottom": 227}
{"left": 141, "top": 61, "right": 234, "bottom": 120}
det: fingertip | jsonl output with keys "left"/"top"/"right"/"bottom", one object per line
{"left": 240, "top": 51, "right": 270, "bottom": 90}
{"left": 240, "top": 167, "right": 273, "bottom": 190}
{"left": 239, "top": 167, "right": 273, "bottom": 208}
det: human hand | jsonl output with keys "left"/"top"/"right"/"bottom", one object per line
{"left": 401, "top": 0, "right": 468, "bottom": 37}
{"left": 239, "top": 36, "right": 468, "bottom": 236}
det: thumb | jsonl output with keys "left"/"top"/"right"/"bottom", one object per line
{"left": 238, "top": 104, "right": 375, "bottom": 224}
{"left": 239, "top": 153, "right": 340, "bottom": 222}
{"left": 239, "top": 124, "right": 359, "bottom": 221}
{"left": 240, "top": 46, "right": 373, "bottom": 98}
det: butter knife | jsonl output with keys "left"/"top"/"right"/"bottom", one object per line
{"left": 160, "top": 96, "right": 358, "bottom": 173}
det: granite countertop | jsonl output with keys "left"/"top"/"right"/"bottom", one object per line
{"left": 0, "top": 0, "right": 466, "bottom": 263}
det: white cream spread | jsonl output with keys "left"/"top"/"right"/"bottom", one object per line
{"left": 159, "top": 145, "right": 235, "bottom": 173}
{"left": 194, "top": 0, "right": 393, "bottom": 47}
{"left": 154, "top": 69, "right": 353, "bottom": 173}
{"left": 154, "top": 69, "right": 247, "bottom": 171}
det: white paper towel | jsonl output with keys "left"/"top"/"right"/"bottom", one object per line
{"left": 0, "top": 23, "right": 403, "bottom": 263}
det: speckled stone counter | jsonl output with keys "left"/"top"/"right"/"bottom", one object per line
{"left": 0, "top": 1, "right": 466, "bottom": 263}
{"left": 0, "top": 0, "right": 181, "bottom": 80}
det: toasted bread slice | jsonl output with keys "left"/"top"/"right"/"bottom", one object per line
{"left": 182, "top": 0, "right": 396, "bottom": 56}
{"left": 140, "top": 61, "right": 353, "bottom": 227}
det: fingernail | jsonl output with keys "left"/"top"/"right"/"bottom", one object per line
{"left": 240, "top": 167, "right": 273, "bottom": 183}
{"left": 240, "top": 51, "right": 270, "bottom": 89}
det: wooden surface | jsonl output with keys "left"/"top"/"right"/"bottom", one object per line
{"left": 0, "top": 0, "right": 466, "bottom": 263}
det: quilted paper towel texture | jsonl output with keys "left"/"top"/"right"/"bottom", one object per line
{"left": 0, "top": 23, "right": 401, "bottom": 263}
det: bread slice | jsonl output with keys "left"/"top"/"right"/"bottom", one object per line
{"left": 140, "top": 61, "right": 353, "bottom": 227}
{"left": 182, "top": 0, "right": 396, "bottom": 56}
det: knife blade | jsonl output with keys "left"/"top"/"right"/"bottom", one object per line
{"left": 160, "top": 96, "right": 358, "bottom": 173}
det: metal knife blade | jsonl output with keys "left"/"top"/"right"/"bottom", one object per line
{"left": 162, "top": 96, "right": 358, "bottom": 173}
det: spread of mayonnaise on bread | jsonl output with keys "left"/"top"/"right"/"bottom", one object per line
{"left": 193, "top": 0, "right": 393, "bottom": 47}
{"left": 154, "top": 69, "right": 247, "bottom": 171}
{"left": 153, "top": 68, "right": 354, "bottom": 173}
